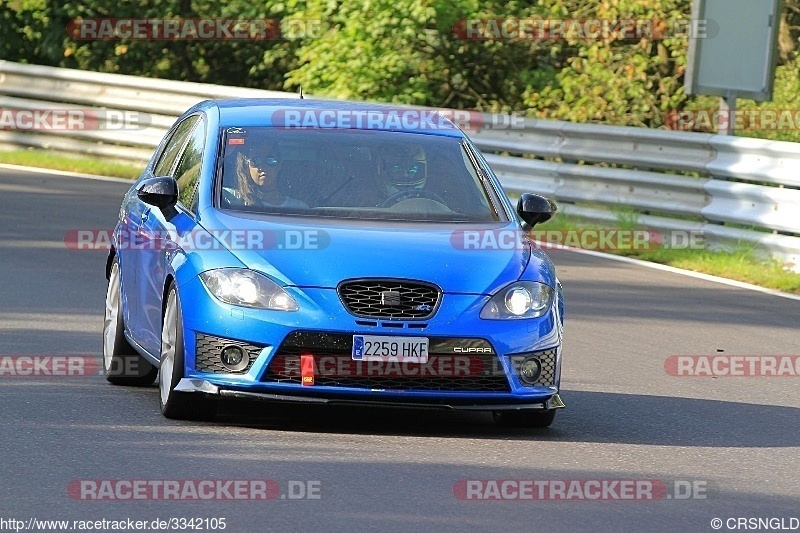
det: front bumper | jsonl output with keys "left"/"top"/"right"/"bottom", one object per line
{"left": 175, "top": 378, "right": 566, "bottom": 412}
{"left": 177, "top": 276, "right": 564, "bottom": 407}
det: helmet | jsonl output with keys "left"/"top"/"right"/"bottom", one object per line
{"left": 379, "top": 144, "right": 427, "bottom": 192}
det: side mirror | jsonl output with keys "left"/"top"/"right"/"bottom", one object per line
{"left": 137, "top": 176, "right": 178, "bottom": 219}
{"left": 517, "top": 193, "right": 557, "bottom": 228}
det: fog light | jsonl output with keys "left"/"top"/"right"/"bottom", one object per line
{"left": 220, "top": 345, "right": 249, "bottom": 372}
{"left": 519, "top": 357, "right": 542, "bottom": 385}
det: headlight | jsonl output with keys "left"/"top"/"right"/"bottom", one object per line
{"left": 199, "top": 269, "right": 299, "bottom": 311}
{"left": 480, "top": 281, "right": 554, "bottom": 319}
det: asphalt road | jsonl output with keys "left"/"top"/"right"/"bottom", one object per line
{"left": 1, "top": 167, "right": 799, "bottom": 532}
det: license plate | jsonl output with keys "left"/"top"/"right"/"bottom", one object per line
{"left": 352, "top": 335, "right": 429, "bottom": 363}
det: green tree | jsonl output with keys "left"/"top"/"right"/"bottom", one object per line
{"left": 3, "top": 0, "right": 800, "bottom": 138}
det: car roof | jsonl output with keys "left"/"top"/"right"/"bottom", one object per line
{"left": 206, "top": 98, "right": 465, "bottom": 138}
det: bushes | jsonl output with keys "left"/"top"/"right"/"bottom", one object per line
{"left": 3, "top": 0, "right": 799, "bottom": 138}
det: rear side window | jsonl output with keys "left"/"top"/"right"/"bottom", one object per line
{"left": 153, "top": 116, "right": 200, "bottom": 177}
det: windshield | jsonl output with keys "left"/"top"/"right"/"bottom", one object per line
{"left": 217, "top": 127, "right": 504, "bottom": 222}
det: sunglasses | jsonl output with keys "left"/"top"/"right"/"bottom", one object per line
{"left": 246, "top": 155, "right": 279, "bottom": 168}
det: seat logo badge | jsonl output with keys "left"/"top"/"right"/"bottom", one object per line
{"left": 380, "top": 290, "right": 401, "bottom": 306}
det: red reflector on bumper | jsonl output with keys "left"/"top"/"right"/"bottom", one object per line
{"left": 301, "top": 354, "right": 314, "bottom": 386}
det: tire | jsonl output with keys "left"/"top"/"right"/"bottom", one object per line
{"left": 103, "top": 258, "right": 158, "bottom": 386}
{"left": 492, "top": 409, "right": 556, "bottom": 428}
{"left": 159, "top": 284, "right": 217, "bottom": 420}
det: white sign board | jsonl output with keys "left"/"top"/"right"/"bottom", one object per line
{"left": 685, "top": 0, "right": 782, "bottom": 101}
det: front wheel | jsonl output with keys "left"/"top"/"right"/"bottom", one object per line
{"left": 492, "top": 409, "right": 556, "bottom": 428}
{"left": 159, "top": 285, "right": 216, "bottom": 420}
{"left": 103, "top": 258, "right": 157, "bottom": 386}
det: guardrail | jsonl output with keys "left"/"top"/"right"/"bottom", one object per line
{"left": 470, "top": 120, "right": 800, "bottom": 271}
{"left": 1, "top": 60, "right": 799, "bottom": 271}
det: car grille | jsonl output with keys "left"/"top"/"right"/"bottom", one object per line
{"left": 337, "top": 279, "right": 441, "bottom": 320}
{"left": 263, "top": 332, "right": 510, "bottom": 392}
{"left": 195, "top": 333, "right": 261, "bottom": 374}
{"left": 510, "top": 348, "right": 557, "bottom": 387}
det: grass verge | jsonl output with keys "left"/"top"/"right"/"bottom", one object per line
{"left": 0, "top": 150, "right": 142, "bottom": 179}
{"left": 538, "top": 213, "right": 800, "bottom": 295}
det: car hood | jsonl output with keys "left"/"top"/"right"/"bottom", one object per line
{"left": 200, "top": 210, "right": 555, "bottom": 294}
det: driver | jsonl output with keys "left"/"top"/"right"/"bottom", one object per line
{"left": 319, "top": 142, "right": 433, "bottom": 208}
{"left": 378, "top": 144, "right": 427, "bottom": 198}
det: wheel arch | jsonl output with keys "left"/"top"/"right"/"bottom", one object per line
{"left": 105, "top": 247, "right": 116, "bottom": 280}
{"left": 162, "top": 273, "right": 176, "bottom": 317}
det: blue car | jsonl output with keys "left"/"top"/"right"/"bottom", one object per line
{"left": 102, "top": 99, "right": 565, "bottom": 427}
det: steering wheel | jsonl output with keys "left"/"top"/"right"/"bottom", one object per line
{"left": 381, "top": 188, "right": 448, "bottom": 208}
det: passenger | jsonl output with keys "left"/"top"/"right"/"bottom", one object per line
{"left": 224, "top": 144, "right": 308, "bottom": 209}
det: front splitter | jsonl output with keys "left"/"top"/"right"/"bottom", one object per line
{"left": 174, "top": 378, "right": 565, "bottom": 411}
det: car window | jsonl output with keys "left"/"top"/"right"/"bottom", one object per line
{"left": 218, "top": 127, "right": 504, "bottom": 223}
{"left": 174, "top": 119, "right": 205, "bottom": 211}
{"left": 153, "top": 115, "right": 200, "bottom": 177}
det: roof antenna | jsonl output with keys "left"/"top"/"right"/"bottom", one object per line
{"left": 299, "top": 86, "right": 304, "bottom": 99}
